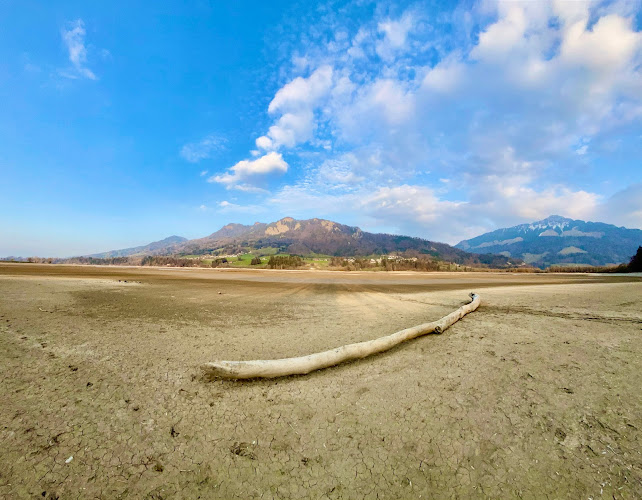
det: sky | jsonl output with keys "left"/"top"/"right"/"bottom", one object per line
{"left": 1, "top": 0, "right": 642, "bottom": 257}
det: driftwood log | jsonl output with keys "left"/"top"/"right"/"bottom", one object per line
{"left": 202, "top": 292, "right": 480, "bottom": 380}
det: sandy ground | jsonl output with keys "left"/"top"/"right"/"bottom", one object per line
{"left": 0, "top": 263, "right": 641, "bottom": 499}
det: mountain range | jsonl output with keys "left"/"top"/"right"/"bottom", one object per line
{"left": 455, "top": 215, "right": 642, "bottom": 268}
{"left": 89, "top": 235, "right": 187, "bottom": 259}
{"left": 87, "top": 215, "right": 642, "bottom": 269}
{"left": 89, "top": 217, "right": 518, "bottom": 268}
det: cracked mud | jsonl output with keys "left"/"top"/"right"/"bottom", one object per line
{"left": 0, "top": 263, "right": 641, "bottom": 499}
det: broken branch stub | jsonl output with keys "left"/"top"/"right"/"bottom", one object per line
{"left": 202, "top": 293, "right": 481, "bottom": 380}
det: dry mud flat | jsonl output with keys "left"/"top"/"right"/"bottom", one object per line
{"left": 0, "top": 264, "right": 641, "bottom": 499}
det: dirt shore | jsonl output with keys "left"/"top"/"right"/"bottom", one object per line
{"left": 1, "top": 263, "right": 641, "bottom": 499}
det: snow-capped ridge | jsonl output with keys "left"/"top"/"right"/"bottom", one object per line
{"left": 455, "top": 215, "right": 642, "bottom": 268}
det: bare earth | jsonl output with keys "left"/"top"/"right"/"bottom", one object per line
{"left": 0, "top": 263, "right": 641, "bottom": 499}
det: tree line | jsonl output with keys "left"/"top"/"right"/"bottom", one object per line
{"left": 267, "top": 255, "right": 304, "bottom": 269}
{"left": 329, "top": 256, "right": 441, "bottom": 271}
{"left": 545, "top": 246, "right": 642, "bottom": 273}
{"left": 16, "top": 246, "right": 642, "bottom": 273}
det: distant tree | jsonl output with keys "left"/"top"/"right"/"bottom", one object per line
{"left": 629, "top": 246, "right": 642, "bottom": 272}
{"left": 250, "top": 256, "right": 262, "bottom": 265}
{"left": 330, "top": 257, "right": 348, "bottom": 267}
{"left": 267, "top": 255, "right": 304, "bottom": 269}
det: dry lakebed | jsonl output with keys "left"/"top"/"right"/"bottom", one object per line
{"left": 0, "top": 263, "right": 641, "bottom": 499}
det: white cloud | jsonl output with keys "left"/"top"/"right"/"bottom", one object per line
{"left": 254, "top": 65, "right": 334, "bottom": 150}
{"left": 602, "top": 183, "right": 642, "bottom": 229}
{"left": 61, "top": 19, "right": 96, "bottom": 80}
{"left": 181, "top": 135, "right": 225, "bottom": 162}
{"left": 210, "top": 152, "right": 288, "bottom": 189}
{"left": 213, "top": 1, "right": 642, "bottom": 238}
{"left": 269, "top": 185, "right": 359, "bottom": 217}
{"left": 316, "top": 157, "right": 365, "bottom": 187}
{"left": 552, "top": 0, "right": 590, "bottom": 25}
{"left": 217, "top": 200, "right": 263, "bottom": 214}
{"left": 473, "top": 181, "right": 600, "bottom": 223}
{"left": 266, "top": 110, "right": 315, "bottom": 148}
{"left": 346, "top": 27, "right": 371, "bottom": 60}
{"left": 376, "top": 12, "right": 416, "bottom": 61}
{"left": 255, "top": 135, "right": 273, "bottom": 150}
{"left": 338, "top": 78, "right": 414, "bottom": 140}
{"left": 471, "top": 5, "right": 528, "bottom": 62}
{"left": 267, "top": 177, "right": 603, "bottom": 244}
{"left": 362, "top": 185, "right": 462, "bottom": 224}
{"left": 268, "top": 65, "right": 333, "bottom": 113}
{"left": 559, "top": 13, "right": 641, "bottom": 71}
{"left": 421, "top": 58, "right": 465, "bottom": 93}
{"left": 576, "top": 145, "right": 588, "bottom": 155}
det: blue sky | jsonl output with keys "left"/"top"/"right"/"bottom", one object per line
{"left": 1, "top": 0, "right": 641, "bottom": 256}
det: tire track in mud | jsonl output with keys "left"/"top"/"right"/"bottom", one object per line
{"left": 482, "top": 304, "right": 642, "bottom": 325}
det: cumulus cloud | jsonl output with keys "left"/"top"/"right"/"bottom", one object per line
{"left": 266, "top": 110, "right": 316, "bottom": 148}
{"left": 210, "top": 152, "right": 288, "bottom": 190}
{"left": 559, "top": 12, "right": 641, "bottom": 70}
{"left": 602, "top": 183, "right": 642, "bottom": 229}
{"left": 61, "top": 19, "right": 96, "bottom": 80}
{"left": 268, "top": 65, "right": 334, "bottom": 114}
{"left": 469, "top": 180, "right": 600, "bottom": 224}
{"left": 180, "top": 135, "right": 225, "bottom": 163}
{"left": 267, "top": 178, "right": 602, "bottom": 244}
{"left": 255, "top": 135, "right": 273, "bottom": 150}
{"left": 220, "top": 1, "right": 642, "bottom": 237}
{"left": 376, "top": 11, "right": 416, "bottom": 60}
{"left": 255, "top": 65, "right": 334, "bottom": 150}
{"left": 471, "top": 4, "right": 530, "bottom": 63}
{"left": 361, "top": 185, "right": 463, "bottom": 226}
